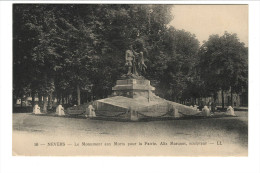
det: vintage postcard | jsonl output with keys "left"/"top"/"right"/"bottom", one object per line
{"left": 12, "top": 4, "right": 248, "bottom": 156}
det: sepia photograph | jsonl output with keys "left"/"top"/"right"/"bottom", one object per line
{"left": 12, "top": 4, "right": 248, "bottom": 156}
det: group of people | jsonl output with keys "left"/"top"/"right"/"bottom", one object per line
{"left": 189, "top": 101, "right": 216, "bottom": 113}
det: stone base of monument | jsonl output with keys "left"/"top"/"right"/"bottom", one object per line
{"left": 93, "top": 78, "right": 200, "bottom": 121}
{"left": 112, "top": 79, "right": 155, "bottom": 99}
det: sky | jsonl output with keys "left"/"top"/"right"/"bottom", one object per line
{"left": 169, "top": 5, "right": 248, "bottom": 46}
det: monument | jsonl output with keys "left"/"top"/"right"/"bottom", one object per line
{"left": 112, "top": 45, "right": 152, "bottom": 101}
{"left": 93, "top": 45, "right": 200, "bottom": 120}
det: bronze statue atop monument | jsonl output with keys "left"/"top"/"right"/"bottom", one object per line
{"left": 123, "top": 44, "right": 147, "bottom": 79}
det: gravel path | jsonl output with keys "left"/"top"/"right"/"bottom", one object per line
{"left": 12, "top": 112, "right": 248, "bottom": 156}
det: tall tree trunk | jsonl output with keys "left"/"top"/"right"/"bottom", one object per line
{"left": 20, "top": 97, "right": 23, "bottom": 108}
{"left": 221, "top": 89, "right": 224, "bottom": 109}
{"left": 69, "top": 94, "right": 72, "bottom": 104}
{"left": 61, "top": 94, "right": 64, "bottom": 105}
{"left": 57, "top": 96, "right": 60, "bottom": 105}
{"left": 43, "top": 96, "right": 48, "bottom": 113}
{"left": 13, "top": 97, "right": 17, "bottom": 107}
{"left": 77, "top": 84, "right": 81, "bottom": 105}
{"left": 213, "top": 92, "right": 217, "bottom": 102}
{"left": 38, "top": 94, "right": 42, "bottom": 106}
{"left": 230, "top": 87, "right": 233, "bottom": 107}
{"left": 48, "top": 92, "right": 53, "bottom": 110}
{"left": 57, "top": 92, "right": 61, "bottom": 104}
{"left": 48, "top": 95, "right": 50, "bottom": 109}
{"left": 32, "top": 91, "right": 35, "bottom": 108}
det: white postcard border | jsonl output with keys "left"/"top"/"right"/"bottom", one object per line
{"left": 1, "top": 1, "right": 259, "bottom": 173}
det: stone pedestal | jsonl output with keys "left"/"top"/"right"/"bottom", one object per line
{"left": 202, "top": 106, "right": 210, "bottom": 116}
{"left": 56, "top": 105, "right": 65, "bottom": 116}
{"left": 128, "top": 107, "right": 139, "bottom": 121}
{"left": 226, "top": 106, "right": 235, "bottom": 116}
{"left": 85, "top": 105, "right": 96, "bottom": 118}
{"left": 168, "top": 104, "right": 180, "bottom": 118}
{"left": 112, "top": 79, "right": 155, "bottom": 100}
{"left": 33, "top": 104, "right": 41, "bottom": 114}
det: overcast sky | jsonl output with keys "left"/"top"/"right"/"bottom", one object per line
{"left": 169, "top": 5, "right": 248, "bottom": 46}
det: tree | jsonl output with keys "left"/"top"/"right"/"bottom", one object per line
{"left": 14, "top": 4, "right": 67, "bottom": 111}
{"left": 16, "top": 4, "right": 207, "bottom": 109}
{"left": 154, "top": 27, "right": 200, "bottom": 102}
{"left": 13, "top": 5, "right": 41, "bottom": 107}
{"left": 198, "top": 32, "right": 248, "bottom": 108}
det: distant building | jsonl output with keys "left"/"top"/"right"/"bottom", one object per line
{"left": 15, "top": 95, "right": 59, "bottom": 107}
{"left": 215, "top": 90, "right": 248, "bottom": 107}
{"left": 199, "top": 89, "right": 248, "bottom": 107}
{"left": 15, "top": 96, "right": 38, "bottom": 107}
